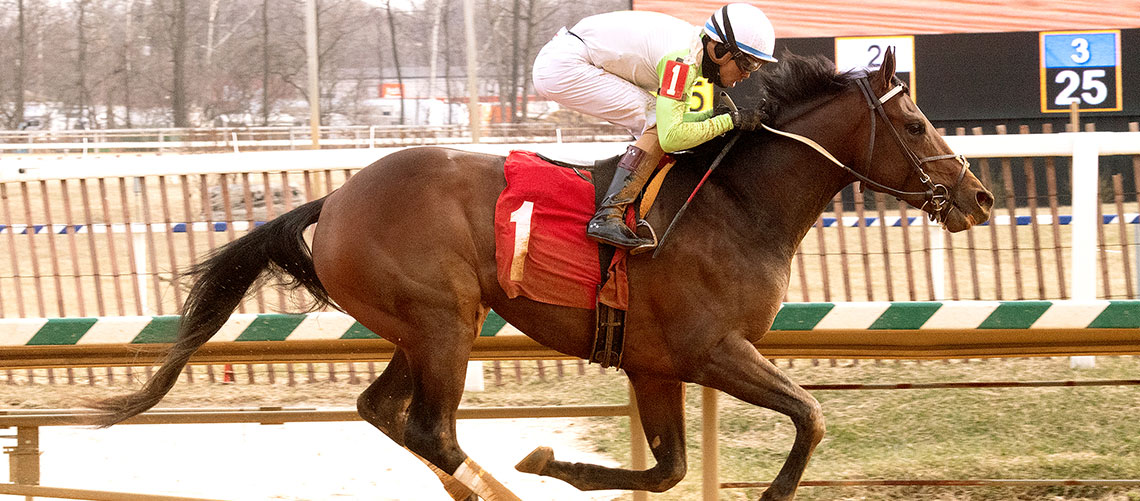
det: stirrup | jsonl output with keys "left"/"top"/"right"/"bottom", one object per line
{"left": 628, "top": 219, "right": 658, "bottom": 255}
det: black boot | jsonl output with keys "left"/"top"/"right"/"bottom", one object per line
{"left": 587, "top": 145, "right": 657, "bottom": 250}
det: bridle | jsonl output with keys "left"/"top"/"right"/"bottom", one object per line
{"left": 656, "top": 74, "right": 970, "bottom": 256}
{"left": 764, "top": 75, "right": 969, "bottom": 223}
{"left": 852, "top": 76, "right": 968, "bottom": 222}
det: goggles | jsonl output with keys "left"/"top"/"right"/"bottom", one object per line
{"left": 733, "top": 52, "right": 766, "bottom": 72}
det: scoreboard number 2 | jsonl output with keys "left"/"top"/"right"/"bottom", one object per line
{"left": 1040, "top": 30, "right": 1122, "bottom": 113}
{"left": 835, "top": 36, "right": 917, "bottom": 102}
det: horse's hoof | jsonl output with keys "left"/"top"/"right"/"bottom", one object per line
{"left": 758, "top": 488, "right": 793, "bottom": 501}
{"left": 515, "top": 446, "right": 554, "bottom": 474}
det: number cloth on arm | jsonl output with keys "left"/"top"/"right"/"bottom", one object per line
{"left": 655, "top": 50, "right": 734, "bottom": 153}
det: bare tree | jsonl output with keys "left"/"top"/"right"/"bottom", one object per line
{"left": 0, "top": 0, "right": 622, "bottom": 129}
{"left": 14, "top": 0, "right": 26, "bottom": 127}
{"left": 508, "top": 0, "right": 520, "bottom": 121}
{"left": 171, "top": 0, "right": 188, "bottom": 126}
{"left": 442, "top": 0, "right": 455, "bottom": 123}
{"left": 383, "top": 0, "right": 405, "bottom": 124}
{"left": 73, "top": 0, "right": 94, "bottom": 127}
{"left": 261, "top": 0, "right": 271, "bottom": 125}
{"left": 120, "top": 0, "right": 136, "bottom": 127}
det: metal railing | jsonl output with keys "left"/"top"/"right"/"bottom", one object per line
{"left": 0, "top": 123, "right": 633, "bottom": 154}
{"left": 0, "top": 321, "right": 1136, "bottom": 500}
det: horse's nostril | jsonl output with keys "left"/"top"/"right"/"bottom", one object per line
{"left": 977, "top": 190, "right": 995, "bottom": 210}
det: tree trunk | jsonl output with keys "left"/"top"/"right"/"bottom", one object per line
{"left": 385, "top": 0, "right": 404, "bottom": 125}
{"left": 105, "top": 88, "right": 115, "bottom": 129}
{"left": 123, "top": 0, "right": 134, "bottom": 127}
{"left": 442, "top": 0, "right": 453, "bottom": 124}
{"left": 75, "top": 0, "right": 91, "bottom": 128}
{"left": 206, "top": 0, "right": 220, "bottom": 67}
{"left": 520, "top": 0, "right": 536, "bottom": 123}
{"left": 172, "top": 0, "right": 189, "bottom": 127}
{"left": 14, "top": 0, "right": 26, "bottom": 128}
{"left": 426, "top": 0, "right": 444, "bottom": 123}
{"left": 261, "top": 0, "right": 270, "bottom": 125}
{"left": 374, "top": 9, "right": 384, "bottom": 104}
{"left": 509, "top": 0, "right": 520, "bottom": 122}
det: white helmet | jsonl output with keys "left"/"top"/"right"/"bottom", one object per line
{"left": 703, "top": 3, "right": 778, "bottom": 65}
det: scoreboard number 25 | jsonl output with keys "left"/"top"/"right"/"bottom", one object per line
{"left": 1040, "top": 30, "right": 1123, "bottom": 113}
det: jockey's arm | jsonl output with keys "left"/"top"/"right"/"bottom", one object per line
{"left": 655, "top": 56, "right": 734, "bottom": 153}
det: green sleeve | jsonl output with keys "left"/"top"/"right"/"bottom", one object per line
{"left": 685, "top": 108, "right": 716, "bottom": 122}
{"left": 655, "top": 58, "right": 735, "bottom": 153}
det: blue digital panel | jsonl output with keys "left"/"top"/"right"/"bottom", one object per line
{"left": 1040, "top": 30, "right": 1123, "bottom": 113}
{"left": 1043, "top": 32, "right": 1118, "bottom": 68}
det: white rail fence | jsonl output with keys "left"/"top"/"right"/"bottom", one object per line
{"left": 0, "top": 124, "right": 633, "bottom": 154}
{"left": 5, "top": 131, "right": 1139, "bottom": 308}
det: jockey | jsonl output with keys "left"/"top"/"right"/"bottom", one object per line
{"left": 532, "top": 3, "right": 776, "bottom": 253}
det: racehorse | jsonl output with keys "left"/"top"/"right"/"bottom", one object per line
{"left": 91, "top": 48, "right": 992, "bottom": 500}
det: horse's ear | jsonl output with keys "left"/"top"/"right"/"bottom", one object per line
{"left": 874, "top": 47, "right": 897, "bottom": 91}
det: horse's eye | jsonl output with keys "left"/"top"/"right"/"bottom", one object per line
{"left": 906, "top": 123, "right": 925, "bottom": 135}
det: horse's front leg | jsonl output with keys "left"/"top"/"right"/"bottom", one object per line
{"left": 695, "top": 335, "right": 825, "bottom": 501}
{"left": 515, "top": 372, "right": 686, "bottom": 492}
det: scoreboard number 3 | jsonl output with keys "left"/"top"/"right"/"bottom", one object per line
{"left": 1040, "top": 30, "right": 1122, "bottom": 113}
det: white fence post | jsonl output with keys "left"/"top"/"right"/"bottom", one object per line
{"left": 132, "top": 177, "right": 150, "bottom": 315}
{"left": 1070, "top": 134, "right": 1099, "bottom": 369}
{"left": 929, "top": 217, "right": 946, "bottom": 300}
{"left": 464, "top": 362, "right": 484, "bottom": 392}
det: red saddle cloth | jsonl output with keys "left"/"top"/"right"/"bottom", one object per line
{"left": 494, "top": 151, "right": 628, "bottom": 310}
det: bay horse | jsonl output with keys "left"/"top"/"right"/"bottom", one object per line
{"left": 91, "top": 49, "right": 992, "bottom": 500}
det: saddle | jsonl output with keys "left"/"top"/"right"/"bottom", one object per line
{"left": 534, "top": 152, "right": 676, "bottom": 226}
{"left": 493, "top": 150, "right": 677, "bottom": 369}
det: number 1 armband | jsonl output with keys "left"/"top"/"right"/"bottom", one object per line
{"left": 659, "top": 59, "right": 689, "bottom": 101}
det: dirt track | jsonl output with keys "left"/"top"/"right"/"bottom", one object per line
{"left": 0, "top": 376, "right": 627, "bottom": 500}
{"left": 32, "top": 418, "right": 623, "bottom": 501}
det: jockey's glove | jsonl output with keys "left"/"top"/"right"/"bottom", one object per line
{"left": 730, "top": 108, "right": 768, "bottom": 131}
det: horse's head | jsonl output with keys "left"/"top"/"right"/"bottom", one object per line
{"left": 855, "top": 48, "right": 993, "bottom": 231}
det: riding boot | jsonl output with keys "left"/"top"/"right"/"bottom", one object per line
{"left": 587, "top": 144, "right": 658, "bottom": 250}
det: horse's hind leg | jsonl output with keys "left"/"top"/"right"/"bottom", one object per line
{"left": 357, "top": 348, "right": 476, "bottom": 501}
{"left": 516, "top": 373, "right": 687, "bottom": 492}
{"left": 696, "top": 337, "right": 825, "bottom": 501}
{"left": 391, "top": 314, "right": 521, "bottom": 501}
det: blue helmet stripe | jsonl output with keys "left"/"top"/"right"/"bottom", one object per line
{"left": 737, "top": 41, "right": 776, "bottom": 62}
{"left": 704, "top": 20, "right": 777, "bottom": 62}
{"left": 704, "top": 20, "right": 723, "bottom": 40}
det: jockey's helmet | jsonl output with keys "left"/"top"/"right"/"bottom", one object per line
{"left": 703, "top": 4, "right": 777, "bottom": 71}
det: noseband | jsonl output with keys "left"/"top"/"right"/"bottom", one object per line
{"left": 851, "top": 76, "right": 968, "bottom": 223}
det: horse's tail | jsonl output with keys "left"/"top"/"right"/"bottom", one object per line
{"left": 88, "top": 197, "right": 331, "bottom": 427}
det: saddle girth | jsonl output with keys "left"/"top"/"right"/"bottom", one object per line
{"left": 591, "top": 298, "right": 625, "bottom": 369}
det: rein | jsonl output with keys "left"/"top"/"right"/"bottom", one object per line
{"left": 766, "top": 76, "right": 968, "bottom": 223}
{"left": 651, "top": 132, "right": 741, "bottom": 258}
{"left": 652, "top": 74, "right": 969, "bottom": 256}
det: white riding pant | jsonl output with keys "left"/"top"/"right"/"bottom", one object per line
{"left": 532, "top": 28, "right": 657, "bottom": 138}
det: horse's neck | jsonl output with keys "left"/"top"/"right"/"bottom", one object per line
{"left": 717, "top": 118, "right": 863, "bottom": 259}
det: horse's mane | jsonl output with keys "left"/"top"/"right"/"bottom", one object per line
{"left": 754, "top": 51, "right": 856, "bottom": 124}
